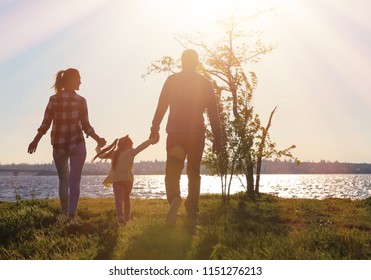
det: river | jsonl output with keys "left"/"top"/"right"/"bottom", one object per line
{"left": 0, "top": 174, "right": 370, "bottom": 201}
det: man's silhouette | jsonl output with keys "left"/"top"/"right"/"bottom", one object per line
{"left": 150, "top": 49, "right": 222, "bottom": 224}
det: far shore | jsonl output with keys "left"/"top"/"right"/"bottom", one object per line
{"left": 2, "top": 160, "right": 371, "bottom": 175}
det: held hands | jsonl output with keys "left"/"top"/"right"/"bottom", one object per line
{"left": 149, "top": 131, "right": 160, "bottom": 144}
{"left": 95, "top": 145, "right": 102, "bottom": 154}
{"left": 97, "top": 138, "right": 107, "bottom": 148}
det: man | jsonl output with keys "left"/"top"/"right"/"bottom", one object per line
{"left": 150, "top": 49, "right": 222, "bottom": 224}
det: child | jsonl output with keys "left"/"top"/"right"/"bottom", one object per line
{"left": 93, "top": 135, "right": 157, "bottom": 223}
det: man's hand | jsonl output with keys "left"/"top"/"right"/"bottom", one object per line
{"left": 27, "top": 141, "right": 38, "bottom": 154}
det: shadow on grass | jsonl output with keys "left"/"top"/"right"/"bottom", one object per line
{"left": 188, "top": 194, "right": 291, "bottom": 259}
{"left": 76, "top": 208, "right": 119, "bottom": 260}
{"left": 232, "top": 194, "right": 290, "bottom": 235}
{"left": 118, "top": 194, "right": 291, "bottom": 260}
{"left": 122, "top": 222, "right": 194, "bottom": 260}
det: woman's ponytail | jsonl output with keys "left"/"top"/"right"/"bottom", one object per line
{"left": 52, "top": 68, "right": 79, "bottom": 94}
{"left": 53, "top": 70, "right": 65, "bottom": 94}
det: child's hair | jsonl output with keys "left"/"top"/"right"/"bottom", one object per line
{"left": 92, "top": 135, "right": 133, "bottom": 169}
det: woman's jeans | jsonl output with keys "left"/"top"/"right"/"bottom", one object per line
{"left": 53, "top": 142, "right": 86, "bottom": 216}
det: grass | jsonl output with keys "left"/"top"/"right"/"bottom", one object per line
{"left": 0, "top": 194, "right": 370, "bottom": 260}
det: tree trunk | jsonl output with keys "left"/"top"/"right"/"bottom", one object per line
{"left": 246, "top": 164, "right": 255, "bottom": 198}
{"left": 255, "top": 106, "right": 277, "bottom": 194}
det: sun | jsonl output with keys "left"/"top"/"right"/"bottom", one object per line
{"left": 161, "top": 0, "right": 280, "bottom": 38}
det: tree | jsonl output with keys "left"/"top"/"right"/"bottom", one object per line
{"left": 143, "top": 14, "right": 297, "bottom": 200}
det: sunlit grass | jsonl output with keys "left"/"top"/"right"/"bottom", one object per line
{"left": 0, "top": 194, "right": 370, "bottom": 260}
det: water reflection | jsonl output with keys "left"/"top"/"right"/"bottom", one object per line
{"left": 0, "top": 174, "right": 370, "bottom": 201}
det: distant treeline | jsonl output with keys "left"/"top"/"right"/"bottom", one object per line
{"left": 1, "top": 160, "right": 371, "bottom": 175}
{"left": 260, "top": 160, "right": 371, "bottom": 174}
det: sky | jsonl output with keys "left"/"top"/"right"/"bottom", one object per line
{"left": 1, "top": 0, "right": 371, "bottom": 165}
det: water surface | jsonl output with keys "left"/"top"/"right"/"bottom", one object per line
{"left": 0, "top": 174, "right": 370, "bottom": 201}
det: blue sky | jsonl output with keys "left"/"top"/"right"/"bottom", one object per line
{"left": 1, "top": 0, "right": 371, "bottom": 164}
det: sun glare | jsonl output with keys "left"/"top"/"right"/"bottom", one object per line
{"left": 145, "top": 0, "right": 283, "bottom": 46}
{"left": 191, "top": 0, "right": 280, "bottom": 27}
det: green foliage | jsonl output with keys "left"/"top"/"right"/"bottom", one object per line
{"left": 0, "top": 195, "right": 370, "bottom": 260}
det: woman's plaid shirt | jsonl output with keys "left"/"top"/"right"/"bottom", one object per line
{"left": 37, "top": 90, "right": 95, "bottom": 154}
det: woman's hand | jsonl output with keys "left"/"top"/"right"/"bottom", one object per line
{"left": 28, "top": 132, "right": 43, "bottom": 154}
{"left": 97, "top": 137, "right": 107, "bottom": 148}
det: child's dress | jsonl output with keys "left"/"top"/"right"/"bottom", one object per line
{"left": 101, "top": 139, "right": 153, "bottom": 187}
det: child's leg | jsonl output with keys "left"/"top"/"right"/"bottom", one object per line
{"left": 113, "top": 182, "right": 125, "bottom": 221}
{"left": 122, "top": 181, "right": 133, "bottom": 221}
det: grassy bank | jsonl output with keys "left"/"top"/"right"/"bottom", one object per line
{"left": 0, "top": 194, "right": 370, "bottom": 260}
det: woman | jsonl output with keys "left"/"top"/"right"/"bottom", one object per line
{"left": 28, "top": 68, "right": 106, "bottom": 219}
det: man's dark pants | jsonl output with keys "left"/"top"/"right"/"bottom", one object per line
{"left": 165, "top": 133, "right": 205, "bottom": 218}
